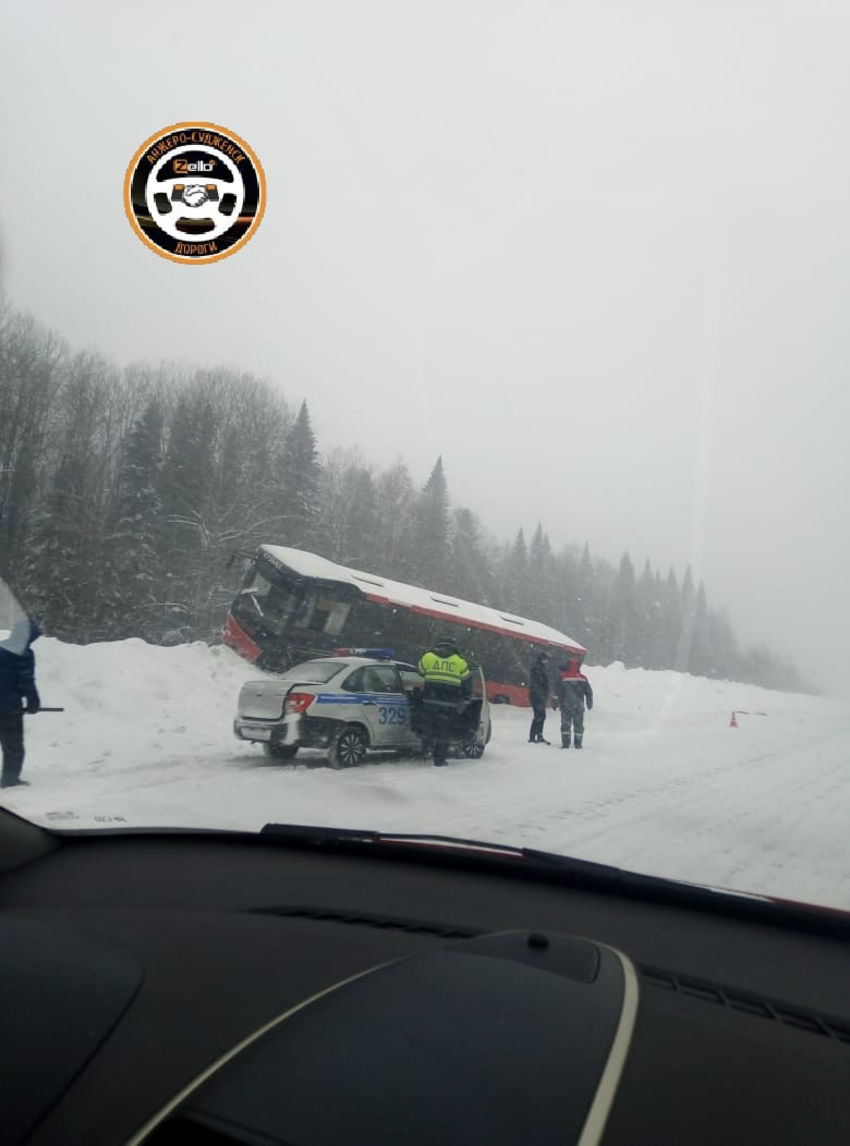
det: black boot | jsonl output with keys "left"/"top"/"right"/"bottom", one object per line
{"left": 561, "top": 736, "right": 570, "bottom": 748}
{"left": 574, "top": 739, "right": 583, "bottom": 750}
{"left": 539, "top": 736, "right": 551, "bottom": 745}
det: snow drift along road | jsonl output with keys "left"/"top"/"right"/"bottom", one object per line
{"left": 2, "top": 636, "right": 849, "bottom": 910}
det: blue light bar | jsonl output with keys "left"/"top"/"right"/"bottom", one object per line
{"left": 332, "top": 647, "right": 396, "bottom": 659}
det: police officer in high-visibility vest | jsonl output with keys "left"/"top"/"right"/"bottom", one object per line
{"left": 417, "top": 637, "right": 472, "bottom": 767}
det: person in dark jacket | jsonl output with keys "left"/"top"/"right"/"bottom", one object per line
{"left": 417, "top": 637, "right": 471, "bottom": 767}
{"left": 0, "top": 618, "right": 41, "bottom": 788}
{"left": 555, "top": 657, "right": 593, "bottom": 749}
{"left": 528, "top": 652, "right": 551, "bottom": 744}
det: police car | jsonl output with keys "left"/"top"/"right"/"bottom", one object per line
{"left": 233, "top": 649, "right": 490, "bottom": 768}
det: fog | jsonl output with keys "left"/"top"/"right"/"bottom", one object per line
{"left": 1, "top": 0, "right": 848, "bottom": 691}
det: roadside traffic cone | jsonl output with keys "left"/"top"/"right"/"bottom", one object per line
{"left": 729, "top": 711, "right": 738, "bottom": 728}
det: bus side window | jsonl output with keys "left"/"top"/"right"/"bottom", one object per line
{"left": 323, "top": 601, "right": 351, "bottom": 636}
{"left": 297, "top": 595, "right": 352, "bottom": 635}
{"left": 294, "top": 591, "right": 316, "bottom": 630}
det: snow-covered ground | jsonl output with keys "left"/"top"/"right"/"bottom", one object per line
{"left": 3, "top": 637, "right": 849, "bottom": 910}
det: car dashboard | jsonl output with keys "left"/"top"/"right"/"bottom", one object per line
{"left": 0, "top": 810, "right": 849, "bottom": 1144}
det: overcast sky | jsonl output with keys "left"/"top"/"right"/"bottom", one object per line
{"left": 2, "top": 0, "right": 849, "bottom": 692}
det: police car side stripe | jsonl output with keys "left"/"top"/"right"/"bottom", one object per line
{"left": 314, "top": 694, "right": 407, "bottom": 705}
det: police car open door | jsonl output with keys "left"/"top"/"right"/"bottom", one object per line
{"left": 463, "top": 666, "right": 491, "bottom": 758}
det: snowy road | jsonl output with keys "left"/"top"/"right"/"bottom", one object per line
{"left": 3, "top": 638, "right": 849, "bottom": 910}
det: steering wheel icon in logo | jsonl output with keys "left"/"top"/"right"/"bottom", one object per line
{"left": 124, "top": 122, "right": 265, "bottom": 263}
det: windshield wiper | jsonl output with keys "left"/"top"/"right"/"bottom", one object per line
{"left": 259, "top": 823, "right": 678, "bottom": 882}
{"left": 260, "top": 823, "right": 525, "bottom": 856}
{"left": 257, "top": 822, "right": 665, "bottom": 871}
{"left": 261, "top": 823, "right": 380, "bottom": 845}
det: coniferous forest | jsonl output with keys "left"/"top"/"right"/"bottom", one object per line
{"left": 0, "top": 302, "right": 806, "bottom": 692}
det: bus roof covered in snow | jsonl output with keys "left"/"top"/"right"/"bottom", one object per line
{"left": 260, "top": 545, "right": 586, "bottom": 655}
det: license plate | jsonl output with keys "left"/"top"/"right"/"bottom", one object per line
{"left": 241, "top": 725, "right": 272, "bottom": 742}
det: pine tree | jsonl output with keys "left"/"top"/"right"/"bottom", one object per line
{"left": 612, "top": 552, "right": 639, "bottom": 665}
{"left": 411, "top": 457, "right": 450, "bottom": 587}
{"left": 279, "top": 401, "right": 321, "bottom": 549}
{"left": 638, "top": 559, "right": 663, "bottom": 669}
{"left": 572, "top": 542, "right": 595, "bottom": 646}
{"left": 501, "top": 529, "right": 528, "bottom": 614}
{"left": 528, "top": 524, "right": 555, "bottom": 623}
{"left": 660, "top": 568, "right": 682, "bottom": 669}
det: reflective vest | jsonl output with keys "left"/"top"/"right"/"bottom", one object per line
{"left": 418, "top": 651, "right": 470, "bottom": 687}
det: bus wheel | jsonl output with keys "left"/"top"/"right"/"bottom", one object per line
{"left": 329, "top": 725, "right": 368, "bottom": 769}
{"left": 462, "top": 743, "right": 485, "bottom": 759}
{"left": 264, "top": 742, "right": 298, "bottom": 760}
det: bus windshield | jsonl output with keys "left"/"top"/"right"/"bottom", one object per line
{"left": 234, "top": 563, "right": 300, "bottom": 637}
{"left": 235, "top": 557, "right": 354, "bottom": 641}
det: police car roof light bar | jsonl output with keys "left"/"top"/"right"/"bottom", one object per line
{"left": 332, "top": 647, "right": 396, "bottom": 659}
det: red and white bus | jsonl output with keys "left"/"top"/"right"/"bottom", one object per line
{"left": 224, "top": 545, "right": 586, "bottom": 707}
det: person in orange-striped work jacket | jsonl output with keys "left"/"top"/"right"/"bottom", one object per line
{"left": 555, "top": 657, "right": 593, "bottom": 749}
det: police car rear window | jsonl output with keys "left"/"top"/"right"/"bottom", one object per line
{"left": 278, "top": 662, "right": 346, "bottom": 684}
{"left": 342, "top": 668, "right": 369, "bottom": 692}
{"left": 366, "top": 666, "right": 402, "bottom": 692}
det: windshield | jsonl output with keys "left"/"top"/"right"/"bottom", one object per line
{"left": 1, "top": 1, "right": 848, "bottom": 914}
{"left": 234, "top": 565, "right": 301, "bottom": 638}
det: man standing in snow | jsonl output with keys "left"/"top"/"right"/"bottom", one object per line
{"left": 0, "top": 618, "right": 41, "bottom": 788}
{"left": 418, "top": 636, "right": 471, "bottom": 767}
{"left": 528, "top": 652, "right": 551, "bottom": 743}
{"left": 555, "top": 657, "right": 593, "bottom": 749}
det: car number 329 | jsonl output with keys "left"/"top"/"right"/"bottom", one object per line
{"left": 378, "top": 706, "right": 406, "bottom": 725}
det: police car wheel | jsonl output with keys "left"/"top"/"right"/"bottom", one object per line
{"left": 329, "top": 725, "right": 368, "bottom": 769}
{"left": 462, "top": 743, "right": 485, "bottom": 759}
